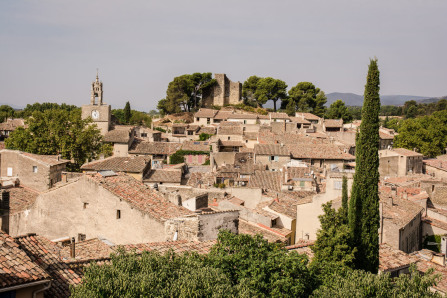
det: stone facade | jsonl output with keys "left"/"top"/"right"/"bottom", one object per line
{"left": 8, "top": 176, "right": 167, "bottom": 245}
{"left": 379, "top": 149, "right": 423, "bottom": 178}
{"left": 0, "top": 150, "right": 67, "bottom": 192}
{"left": 202, "top": 74, "right": 242, "bottom": 107}
{"left": 164, "top": 211, "right": 239, "bottom": 241}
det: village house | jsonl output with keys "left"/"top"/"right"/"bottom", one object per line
{"left": 80, "top": 156, "right": 151, "bottom": 181}
{"left": 0, "top": 149, "right": 69, "bottom": 191}
{"left": 143, "top": 168, "right": 183, "bottom": 186}
{"left": 135, "top": 127, "right": 162, "bottom": 142}
{"left": 321, "top": 119, "right": 343, "bottom": 132}
{"left": 254, "top": 144, "right": 290, "bottom": 171}
{"left": 287, "top": 143, "right": 355, "bottom": 170}
{"left": 269, "top": 112, "right": 290, "bottom": 123}
{"left": 0, "top": 118, "right": 26, "bottom": 140}
{"left": 103, "top": 125, "right": 136, "bottom": 157}
{"left": 226, "top": 113, "right": 258, "bottom": 125}
{"left": 424, "top": 157, "right": 447, "bottom": 180}
{"left": 295, "top": 112, "right": 320, "bottom": 124}
{"left": 379, "top": 147, "right": 423, "bottom": 177}
{"left": 128, "top": 140, "right": 182, "bottom": 167}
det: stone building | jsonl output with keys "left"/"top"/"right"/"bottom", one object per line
{"left": 254, "top": 144, "right": 291, "bottom": 171}
{"left": 0, "top": 149, "right": 69, "bottom": 191}
{"left": 81, "top": 73, "right": 111, "bottom": 135}
{"left": 379, "top": 148, "right": 423, "bottom": 178}
{"left": 202, "top": 74, "right": 242, "bottom": 107}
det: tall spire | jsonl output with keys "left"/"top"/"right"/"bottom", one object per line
{"left": 96, "top": 68, "right": 99, "bottom": 82}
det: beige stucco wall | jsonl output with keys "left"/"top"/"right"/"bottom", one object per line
{"left": 113, "top": 143, "right": 129, "bottom": 157}
{"left": 0, "top": 150, "right": 65, "bottom": 191}
{"left": 81, "top": 104, "right": 111, "bottom": 135}
{"left": 9, "top": 177, "right": 166, "bottom": 245}
{"left": 424, "top": 165, "right": 447, "bottom": 180}
{"left": 255, "top": 155, "right": 290, "bottom": 171}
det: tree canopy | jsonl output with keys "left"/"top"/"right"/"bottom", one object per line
{"left": 157, "top": 73, "right": 216, "bottom": 114}
{"left": 325, "top": 100, "right": 353, "bottom": 122}
{"left": 284, "top": 82, "right": 327, "bottom": 117}
{"left": 242, "top": 75, "right": 262, "bottom": 107}
{"left": 253, "top": 77, "right": 288, "bottom": 112}
{"left": 5, "top": 109, "right": 104, "bottom": 171}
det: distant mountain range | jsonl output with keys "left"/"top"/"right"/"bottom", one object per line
{"left": 0, "top": 103, "right": 24, "bottom": 110}
{"left": 325, "top": 93, "right": 446, "bottom": 106}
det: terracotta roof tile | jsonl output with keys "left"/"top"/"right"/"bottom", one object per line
{"left": 295, "top": 112, "right": 320, "bottom": 121}
{"left": 324, "top": 119, "right": 343, "bottom": 128}
{"left": 213, "top": 110, "right": 232, "bottom": 120}
{"left": 60, "top": 238, "right": 114, "bottom": 261}
{"left": 7, "top": 186, "right": 39, "bottom": 214}
{"left": 248, "top": 170, "right": 282, "bottom": 192}
{"left": 265, "top": 191, "right": 315, "bottom": 218}
{"left": 13, "top": 151, "right": 69, "bottom": 166}
{"left": 0, "top": 118, "right": 26, "bottom": 131}
{"left": 254, "top": 144, "right": 290, "bottom": 156}
{"left": 104, "top": 126, "right": 134, "bottom": 143}
{"left": 197, "top": 126, "right": 216, "bottom": 135}
{"left": 227, "top": 113, "right": 258, "bottom": 119}
{"left": 423, "top": 159, "right": 447, "bottom": 171}
{"left": 393, "top": 147, "right": 423, "bottom": 157}
{"left": 379, "top": 243, "right": 417, "bottom": 272}
{"left": 269, "top": 112, "right": 290, "bottom": 119}
{"left": 380, "top": 195, "right": 424, "bottom": 228}
{"left": 129, "top": 140, "right": 182, "bottom": 155}
{"left": 14, "top": 234, "right": 81, "bottom": 297}
{"left": 194, "top": 109, "right": 218, "bottom": 118}
{"left": 144, "top": 169, "right": 182, "bottom": 183}
{"left": 89, "top": 173, "right": 192, "bottom": 222}
{"left": 0, "top": 231, "right": 49, "bottom": 289}
{"left": 287, "top": 143, "right": 354, "bottom": 160}
{"left": 81, "top": 156, "right": 150, "bottom": 173}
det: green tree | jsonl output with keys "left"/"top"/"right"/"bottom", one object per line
{"left": 312, "top": 265, "right": 441, "bottom": 298}
{"left": 341, "top": 176, "right": 348, "bottom": 221}
{"left": 242, "top": 75, "right": 262, "bottom": 107}
{"left": 311, "top": 202, "right": 356, "bottom": 269}
{"left": 123, "top": 101, "right": 131, "bottom": 124}
{"left": 285, "top": 82, "right": 327, "bottom": 117}
{"left": 5, "top": 109, "right": 103, "bottom": 171}
{"left": 393, "top": 111, "right": 447, "bottom": 157}
{"left": 0, "top": 105, "right": 15, "bottom": 122}
{"left": 254, "top": 77, "right": 288, "bottom": 112}
{"left": 325, "top": 100, "right": 353, "bottom": 122}
{"left": 436, "top": 98, "right": 447, "bottom": 111}
{"left": 348, "top": 58, "right": 381, "bottom": 273}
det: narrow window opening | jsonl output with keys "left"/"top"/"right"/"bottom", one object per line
{"left": 33, "top": 166, "right": 38, "bottom": 173}
{"left": 83, "top": 203, "right": 88, "bottom": 209}
{"left": 116, "top": 210, "right": 121, "bottom": 219}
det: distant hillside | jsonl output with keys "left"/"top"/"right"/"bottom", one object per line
{"left": 418, "top": 95, "right": 447, "bottom": 104}
{"left": 326, "top": 93, "right": 432, "bottom": 106}
{"left": 0, "top": 103, "right": 24, "bottom": 110}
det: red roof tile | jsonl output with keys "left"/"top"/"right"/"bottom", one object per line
{"left": 81, "top": 156, "right": 150, "bottom": 173}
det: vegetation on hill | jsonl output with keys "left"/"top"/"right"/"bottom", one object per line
{"left": 112, "top": 102, "right": 152, "bottom": 127}
{"left": 157, "top": 73, "right": 216, "bottom": 114}
{"left": 325, "top": 100, "right": 352, "bottom": 122}
{"left": 71, "top": 231, "right": 441, "bottom": 297}
{"left": 5, "top": 109, "right": 106, "bottom": 171}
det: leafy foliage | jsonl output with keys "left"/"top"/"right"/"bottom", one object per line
{"left": 423, "top": 235, "right": 442, "bottom": 253}
{"left": 325, "top": 100, "right": 353, "bottom": 122}
{"left": 242, "top": 75, "right": 262, "bottom": 107}
{"left": 157, "top": 73, "right": 216, "bottom": 114}
{"left": 5, "top": 109, "right": 103, "bottom": 171}
{"left": 312, "top": 265, "right": 441, "bottom": 298}
{"left": 393, "top": 110, "right": 447, "bottom": 157}
{"left": 112, "top": 108, "right": 152, "bottom": 127}
{"left": 253, "top": 77, "right": 288, "bottom": 112}
{"left": 311, "top": 202, "right": 356, "bottom": 269}
{"left": 284, "top": 82, "right": 327, "bottom": 117}
{"left": 0, "top": 105, "right": 15, "bottom": 122}
{"left": 123, "top": 101, "right": 131, "bottom": 124}
{"left": 198, "top": 133, "right": 213, "bottom": 141}
{"left": 348, "top": 58, "right": 381, "bottom": 273}
{"left": 169, "top": 150, "right": 210, "bottom": 164}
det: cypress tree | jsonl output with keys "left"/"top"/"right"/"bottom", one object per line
{"left": 124, "top": 101, "right": 131, "bottom": 124}
{"left": 341, "top": 175, "right": 348, "bottom": 222}
{"left": 348, "top": 59, "right": 381, "bottom": 273}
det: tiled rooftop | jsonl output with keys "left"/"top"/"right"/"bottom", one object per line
{"left": 81, "top": 156, "right": 150, "bottom": 173}
{"left": 227, "top": 113, "right": 258, "bottom": 119}
{"left": 287, "top": 143, "right": 355, "bottom": 160}
{"left": 324, "top": 119, "right": 343, "bottom": 128}
{"left": 393, "top": 147, "right": 423, "bottom": 157}
{"left": 424, "top": 159, "right": 447, "bottom": 171}
{"left": 89, "top": 173, "right": 192, "bottom": 222}
{"left": 238, "top": 220, "right": 288, "bottom": 243}
{"left": 254, "top": 143, "right": 290, "bottom": 156}
{"left": 0, "top": 231, "right": 50, "bottom": 289}
{"left": 217, "top": 125, "right": 243, "bottom": 135}
{"left": 269, "top": 112, "right": 290, "bottom": 119}
{"left": 197, "top": 126, "right": 216, "bottom": 135}
{"left": 379, "top": 243, "right": 417, "bottom": 272}
{"left": 0, "top": 118, "right": 26, "bottom": 131}
{"left": 129, "top": 140, "right": 182, "bottom": 155}
{"left": 104, "top": 126, "right": 134, "bottom": 143}
{"left": 295, "top": 112, "right": 320, "bottom": 121}
{"left": 6, "top": 186, "right": 40, "bottom": 214}
{"left": 214, "top": 110, "right": 232, "bottom": 120}
{"left": 248, "top": 170, "right": 282, "bottom": 192}
{"left": 194, "top": 108, "right": 218, "bottom": 118}
{"left": 0, "top": 150, "right": 70, "bottom": 166}
{"left": 380, "top": 195, "right": 424, "bottom": 227}
{"left": 144, "top": 169, "right": 182, "bottom": 183}
{"left": 181, "top": 141, "right": 211, "bottom": 152}
{"left": 60, "top": 238, "right": 114, "bottom": 261}
{"left": 265, "top": 191, "right": 315, "bottom": 218}
{"left": 14, "top": 234, "right": 82, "bottom": 297}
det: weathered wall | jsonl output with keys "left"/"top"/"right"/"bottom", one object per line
{"left": 212, "top": 152, "right": 236, "bottom": 168}
{"left": 227, "top": 187, "right": 263, "bottom": 209}
{"left": 0, "top": 150, "right": 60, "bottom": 191}
{"left": 255, "top": 155, "right": 290, "bottom": 171}
{"left": 113, "top": 143, "right": 129, "bottom": 157}
{"left": 9, "top": 177, "right": 166, "bottom": 245}
{"left": 81, "top": 104, "right": 111, "bottom": 135}
{"left": 218, "top": 200, "right": 272, "bottom": 227}
{"left": 424, "top": 165, "right": 447, "bottom": 180}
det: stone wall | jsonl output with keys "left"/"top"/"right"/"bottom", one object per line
{"left": 201, "top": 74, "right": 242, "bottom": 107}
{"left": 0, "top": 150, "right": 65, "bottom": 192}
{"left": 8, "top": 176, "right": 166, "bottom": 245}
{"left": 81, "top": 104, "right": 111, "bottom": 135}
{"left": 255, "top": 155, "right": 290, "bottom": 171}
{"left": 165, "top": 210, "right": 239, "bottom": 241}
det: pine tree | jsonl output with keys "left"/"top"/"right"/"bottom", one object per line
{"left": 124, "top": 101, "right": 131, "bottom": 124}
{"left": 348, "top": 58, "right": 381, "bottom": 273}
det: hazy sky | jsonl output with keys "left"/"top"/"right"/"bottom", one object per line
{"left": 1, "top": 0, "right": 446, "bottom": 111}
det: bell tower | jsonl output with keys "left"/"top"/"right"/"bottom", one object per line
{"left": 81, "top": 71, "right": 111, "bottom": 136}
{"left": 91, "top": 70, "right": 104, "bottom": 105}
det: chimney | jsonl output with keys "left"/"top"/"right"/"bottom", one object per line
{"left": 62, "top": 172, "right": 68, "bottom": 183}
{"left": 275, "top": 194, "right": 279, "bottom": 202}
{"left": 388, "top": 195, "right": 393, "bottom": 206}
{"left": 70, "top": 237, "right": 76, "bottom": 259}
{"left": 1, "top": 191, "right": 10, "bottom": 234}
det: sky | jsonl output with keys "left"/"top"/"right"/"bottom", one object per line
{"left": 0, "top": 0, "right": 446, "bottom": 111}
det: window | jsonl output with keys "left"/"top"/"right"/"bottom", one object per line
{"left": 116, "top": 210, "right": 121, "bottom": 219}
{"left": 83, "top": 202, "right": 89, "bottom": 209}
{"left": 270, "top": 156, "right": 279, "bottom": 162}
{"left": 196, "top": 117, "right": 199, "bottom": 121}
{"left": 78, "top": 233, "right": 86, "bottom": 241}
{"left": 7, "top": 167, "right": 12, "bottom": 177}
{"left": 207, "top": 118, "right": 210, "bottom": 124}
{"left": 141, "top": 133, "right": 147, "bottom": 137}
{"left": 334, "top": 181, "right": 342, "bottom": 190}
{"left": 33, "top": 166, "right": 38, "bottom": 173}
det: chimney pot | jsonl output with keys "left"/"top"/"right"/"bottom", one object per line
{"left": 70, "top": 237, "right": 76, "bottom": 259}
